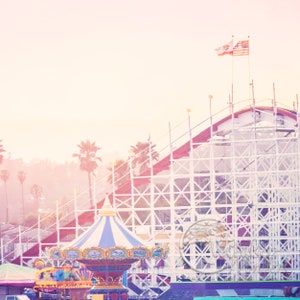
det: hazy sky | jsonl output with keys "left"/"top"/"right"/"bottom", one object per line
{"left": 0, "top": 0, "right": 299, "bottom": 163}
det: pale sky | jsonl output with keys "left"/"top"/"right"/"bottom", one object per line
{"left": 0, "top": 0, "right": 299, "bottom": 163}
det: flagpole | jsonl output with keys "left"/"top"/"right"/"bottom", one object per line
{"left": 216, "top": 36, "right": 250, "bottom": 111}
{"left": 251, "top": 79, "right": 255, "bottom": 108}
{"left": 228, "top": 93, "right": 232, "bottom": 115}
{"left": 230, "top": 92, "right": 234, "bottom": 133}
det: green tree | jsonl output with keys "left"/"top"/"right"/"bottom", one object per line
{"left": 73, "top": 139, "right": 101, "bottom": 207}
{"left": 130, "top": 141, "right": 159, "bottom": 174}
{"left": 1, "top": 170, "right": 9, "bottom": 223}
{"left": 107, "top": 159, "right": 130, "bottom": 188}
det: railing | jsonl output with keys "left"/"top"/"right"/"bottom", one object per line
{"left": 2, "top": 97, "right": 297, "bottom": 267}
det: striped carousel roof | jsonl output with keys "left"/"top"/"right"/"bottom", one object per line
{"left": 68, "top": 194, "right": 145, "bottom": 249}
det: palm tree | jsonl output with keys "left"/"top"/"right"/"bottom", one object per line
{"left": 1, "top": 170, "right": 9, "bottom": 223}
{"left": 107, "top": 159, "right": 130, "bottom": 188}
{"left": 73, "top": 139, "right": 101, "bottom": 207}
{"left": 0, "top": 141, "right": 5, "bottom": 164}
{"left": 17, "top": 171, "right": 26, "bottom": 223}
{"left": 30, "top": 184, "right": 43, "bottom": 213}
{"left": 130, "top": 141, "right": 159, "bottom": 174}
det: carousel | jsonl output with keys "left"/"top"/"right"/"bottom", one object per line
{"left": 34, "top": 195, "right": 168, "bottom": 300}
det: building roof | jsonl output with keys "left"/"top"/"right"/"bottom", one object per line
{"left": 0, "top": 263, "right": 36, "bottom": 286}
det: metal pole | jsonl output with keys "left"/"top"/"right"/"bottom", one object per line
{"left": 56, "top": 200, "right": 60, "bottom": 247}
{"left": 93, "top": 173, "right": 97, "bottom": 221}
{"left": 0, "top": 238, "right": 3, "bottom": 264}
{"left": 38, "top": 210, "right": 41, "bottom": 257}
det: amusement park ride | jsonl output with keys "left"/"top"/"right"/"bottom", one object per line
{"left": 2, "top": 98, "right": 300, "bottom": 299}
{"left": 33, "top": 196, "right": 168, "bottom": 300}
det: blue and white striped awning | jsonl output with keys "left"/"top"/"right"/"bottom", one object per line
{"left": 68, "top": 195, "right": 144, "bottom": 249}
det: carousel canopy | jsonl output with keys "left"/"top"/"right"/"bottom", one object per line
{"left": 68, "top": 194, "right": 145, "bottom": 249}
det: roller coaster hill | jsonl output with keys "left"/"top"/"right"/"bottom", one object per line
{"left": 2, "top": 97, "right": 300, "bottom": 298}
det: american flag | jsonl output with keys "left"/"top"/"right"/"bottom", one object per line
{"left": 233, "top": 40, "right": 249, "bottom": 56}
{"left": 215, "top": 40, "right": 234, "bottom": 56}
